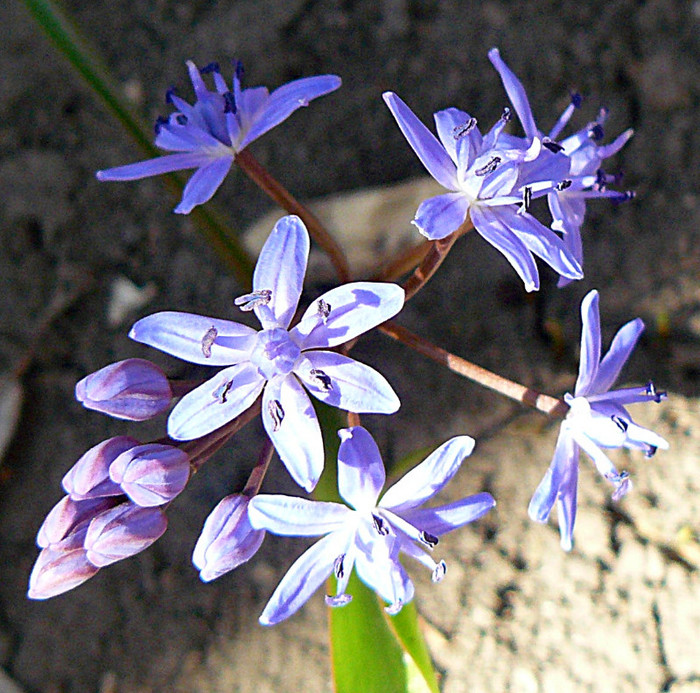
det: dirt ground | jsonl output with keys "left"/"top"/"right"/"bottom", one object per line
{"left": 0, "top": 0, "right": 698, "bottom": 691}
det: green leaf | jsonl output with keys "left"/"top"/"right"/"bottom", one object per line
{"left": 21, "top": 0, "right": 254, "bottom": 283}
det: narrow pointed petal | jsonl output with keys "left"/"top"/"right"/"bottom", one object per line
{"left": 296, "top": 352, "right": 400, "bottom": 414}
{"left": 556, "top": 461, "right": 579, "bottom": 551}
{"left": 167, "top": 363, "right": 265, "bottom": 440}
{"left": 400, "top": 492, "right": 496, "bottom": 536}
{"left": 129, "top": 311, "right": 257, "bottom": 366}
{"left": 528, "top": 429, "right": 578, "bottom": 523}
{"left": 253, "top": 215, "right": 309, "bottom": 329}
{"left": 488, "top": 48, "right": 539, "bottom": 141}
{"left": 337, "top": 426, "right": 386, "bottom": 510}
{"left": 624, "top": 422, "right": 669, "bottom": 452}
{"left": 291, "top": 282, "right": 405, "bottom": 350}
{"left": 587, "top": 385, "right": 665, "bottom": 407}
{"left": 174, "top": 156, "right": 233, "bottom": 213}
{"left": 37, "top": 496, "right": 118, "bottom": 548}
{"left": 259, "top": 531, "right": 341, "bottom": 625}
{"left": 354, "top": 538, "right": 414, "bottom": 609}
{"left": 469, "top": 205, "right": 540, "bottom": 291}
{"left": 572, "top": 430, "right": 618, "bottom": 481}
{"left": 262, "top": 376, "right": 323, "bottom": 492}
{"left": 383, "top": 92, "right": 459, "bottom": 190}
{"left": 412, "top": 192, "right": 470, "bottom": 240}
{"left": 593, "top": 318, "right": 645, "bottom": 394}
{"left": 240, "top": 75, "right": 342, "bottom": 148}
{"left": 433, "top": 107, "right": 478, "bottom": 164}
{"left": 248, "top": 495, "right": 351, "bottom": 535}
{"left": 574, "top": 290, "right": 602, "bottom": 396}
{"left": 96, "top": 152, "right": 210, "bottom": 181}
{"left": 380, "top": 436, "right": 475, "bottom": 513}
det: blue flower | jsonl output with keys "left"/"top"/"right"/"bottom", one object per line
{"left": 529, "top": 290, "right": 668, "bottom": 551}
{"left": 248, "top": 427, "right": 495, "bottom": 625}
{"left": 97, "top": 61, "right": 341, "bottom": 213}
{"left": 382, "top": 90, "right": 582, "bottom": 291}
{"left": 129, "top": 215, "right": 404, "bottom": 492}
{"left": 488, "top": 48, "right": 634, "bottom": 285}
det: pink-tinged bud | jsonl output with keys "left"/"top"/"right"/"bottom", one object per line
{"left": 109, "top": 444, "right": 190, "bottom": 507}
{"left": 36, "top": 495, "right": 119, "bottom": 548}
{"left": 28, "top": 527, "right": 100, "bottom": 600}
{"left": 84, "top": 502, "right": 167, "bottom": 567}
{"left": 62, "top": 436, "right": 139, "bottom": 500}
{"left": 192, "top": 495, "right": 265, "bottom": 582}
{"left": 75, "top": 358, "right": 172, "bottom": 421}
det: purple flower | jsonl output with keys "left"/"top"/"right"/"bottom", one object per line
{"left": 130, "top": 215, "right": 404, "bottom": 492}
{"left": 383, "top": 91, "right": 582, "bottom": 291}
{"left": 96, "top": 61, "right": 341, "bottom": 213}
{"left": 529, "top": 290, "right": 668, "bottom": 550}
{"left": 488, "top": 48, "right": 634, "bottom": 285}
{"left": 75, "top": 358, "right": 172, "bottom": 421}
{"left": 192, "top": 494, "right": 265, "bottom": 582}
{"left": 248, "top": 427, "right": 495, "bottom": 625}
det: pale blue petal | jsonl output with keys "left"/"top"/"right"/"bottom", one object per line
{"left": 96, "top": 152, "right": 209, "bottom": 181}
{"left": 291, "top": 282, "right": 405, "bottom": 350}
{"left": 296, "top": 352, "right": 400, "bottom": 414}
{"left": 592, "top": 318, "right": 645, "bottom": 394}
{"left": 240, "top": 75, "right": 342, "bottom": 148}
{"left": 354, "top": 538, "right": 414, "bottom": 609}
{"left": 248, "top": 495, "right": 351, "bottom": 535}
{"left": 336, "top": 426, "right": 386, "bottom": 510}
{"left": 174, "top": 156, "right": 233, "bottom": 214}
{"left": 433, "top": 107, "right": 480, "bottom": 165}
{"left": 379, "top": 436, "right": 475, "bottom": 513}
{"left": 253, "top": 215, "right": 309, "bottom": 329}
{"left": 383, "top": 92, "right": 459, "bottom": 190}
{"left": 400, "top": 492, "right": 496, "bottom": 536}
{"left": 528, "top": 429, "right": 578, "bottom": 523}
{"left": 478, "top": 159, "right": 520, "bottom": 199}
{"left": 259, "top": 531, "right": 341, "bottom": 625}
{"left": 262, "top": 375, "right": 324, "bottom": 492}
{"left": 167, "top": 363, "right": 265, "bottom": 440}
{"left": 488, "top": 48, "right": 539, "bottom": 141}
{"left": 413, "top": 192, "right": 470, "bottom": 241}
{"left": 469, "top": 204, "right": 539, "bottom": 292}
{"left": 571, "top": 429, "right": 618, "bottom": 480}
{"left": 574, "top": 290, "right": 602, "bottom": 397}
{"left": 587, "top": 385, "right": 663, "bottom": 407}
{"left": 129, "top": 311, "right": 257, "bottom": 366}
{"left": 556, "top": 460, "right": 579, "bottom": 551}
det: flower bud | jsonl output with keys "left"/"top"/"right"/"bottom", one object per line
{"left": 192, "top": 495, "right": 265, "bottom": 582}
{"left": 84, "top": 502, "right": 167, "bottom": 567}
{"left": 75, "top": 358, "right": 172, "bottom": 421}
{"left": 62, "top": 436, "right": 139, "bottom": 500}
{"left": 109, "top": 444, "right": 190, "bottom": 507}
{"left": 36, "top": 495, "right": 118, "bottom": 548}
{"left": 28, "top": 527, "right": 99, "bottom": 600}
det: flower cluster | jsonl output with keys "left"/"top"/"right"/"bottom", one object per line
{"left": 29, "top": 49, "right": 669, "bottom": 632}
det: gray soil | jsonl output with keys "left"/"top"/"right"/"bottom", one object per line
{"left": 0, "top": 0, "right": 698, "bottom": 691}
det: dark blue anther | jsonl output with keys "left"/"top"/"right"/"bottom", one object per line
{"left": 595, "top": 169, "right": 608, "bottom": 191}
{"left": 154, "top": 115, "right": 168, "bottom": 135}
{"left": 521, "top": 186, "right": 532, "bottom": 213}
{"left": 200, "top": 62, "right": 220, "bottom": 74}
{"left": 570, "top": 92, "right": 583, "bottom": 109}
{"left": 175, "top": 114, "right": 188, "bottom": 126}
{"left": 644, "top": 445, "right": 658, "bottom": 459}
{"left": 453, "top": 117, "right": 477, "bottom": 139}
{"left": 475, "top": 156, "right": 501, "bottom": 176}
{"left": 611, "top": 191, "right": 636, "bottom": 205}
{"left": 234, "top": 59, "right": 245, "bottom": 82}
{"left": 611, "top": 415, "right": 628, "bottom": 433}
{"left": 223, "top": 91, "right": 237, "bottom": 114}
{"left": 543, "top": 139, "right": 565, "bottom": 153}
{"left": 645, "top": 381, "right": 667, "bottom": 404}
{"left": 556, "top": 179, "right": 572, "bottom": 191}
{"left": 589, "top": 123, "right": 604, "bottom": 141}
{"left": 420, "top": 531, "right": 439, "bottom": 548}
{"left": 500, "top": 106, "right": 512, "bottom": 122}
{"left": 165, "top": 87, "right": 178, "bottom": 104}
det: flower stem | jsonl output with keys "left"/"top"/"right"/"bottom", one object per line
{"left": 372, "top": 239, "right": 431, "bottom": 282}
{"left": 243, "top": 436, "right": 275, "bottom": 496}
{"left": 380, "top": 320, "right": 568, "bottom": 418}
{"left": 235, "top": 149, "right": 352, "bottom": 283}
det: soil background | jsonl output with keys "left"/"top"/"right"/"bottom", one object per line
{"left": 0, "top": 0, "right": 699, "bottom": 691}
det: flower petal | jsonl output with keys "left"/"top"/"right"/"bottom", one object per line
{"left": 354, "top": 537, "right": 414, "bottom": 610}
{"left": 469, "top": 204, "right": 539, "bottom": 292}
{"left": 252, "top": 215, "right": 309, "bottom": 330}
{"left": 96, "top": 152, "right": 211, "bottom": 181}
{"left": 240, "top": 75, "right": 342, "bottom": 149}
{"left": 592, "top": 318, "right": 645, "bottom": 394}
{"left": 574, "top": 290, "right": 602, "bottom": 396}
{"left": 174, "top": 156, "right": 234, "bottom": 214}
{"left": 412, "top": 192, "right": 470, "bottom": 241}
{"left": 262, "top": 375, "right": 324, "bottom": 492}
{"left": 291, "top": 282, "right": 405, "bottom": 350}
{"left": 167, "top": 363, "right": 265, "bottom": 440}
{"left": 248, "top": 495, "right": 351, "bottom": 535}
{"left": 296, "top": 352, "right": 400, "bottom": 414}
{"left": 383, "top": 92, "right": 459, "bottom": 190}
{"left": 129, "top": 311, "right": 257, "bottom": 366}
{"left": 433, "top": 107, "right": 480, "bottom": 165}
{"left": 336, "top": 426, "right": 386, "bottom": 510}
{"left": 379, "top": 436, "right": 475, "bottom": 513}
{"left": 259, "top": 531, "right": 342, "bottom": 625}
{"left": 556, "top": 460, "right": 579, "bottom": 551}
{"left": 400, "top": 492, "right": 496, "bottom": 536}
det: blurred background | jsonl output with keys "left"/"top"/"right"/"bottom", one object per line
{"left": 0, "top": 0, "right": 698, "bottom": 690}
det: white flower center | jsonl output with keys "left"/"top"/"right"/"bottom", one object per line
{"left": 249, "top": 328, "right": 301, "bottom": 380}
